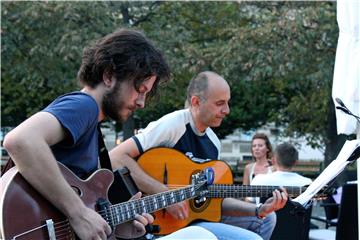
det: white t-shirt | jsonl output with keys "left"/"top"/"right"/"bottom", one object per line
{"left": 133, "top": 108, "right": 221, "bottom": 162}
{"left": 251, "top": 171, "right": 312, "bottom": 187}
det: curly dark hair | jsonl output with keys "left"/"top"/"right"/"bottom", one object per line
{"left": 77, "top": 28, "right": 170, "bottom": 97}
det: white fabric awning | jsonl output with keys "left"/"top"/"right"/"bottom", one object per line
{"left": 332, "top": 0, "right": 360, "bottom": 135}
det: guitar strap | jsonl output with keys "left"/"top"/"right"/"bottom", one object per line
{"left": 97, "top": 124, "right": 141, "bottom": 203}
{"left": 97, "top": 124, "right": 113, "bottom": 171}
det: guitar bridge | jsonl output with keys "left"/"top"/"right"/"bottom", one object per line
{"left": 46, "top": 219, "right": 56, "bottom": 240}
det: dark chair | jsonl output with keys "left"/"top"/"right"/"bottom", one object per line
{"left": 270, "top": 200, "right": 312, "bottom": 240}
{"left": 309, "top": 183, "right": 358, "bottom": 240}
{"left": 311, "top": 194, "right": 339, "bottom": 229}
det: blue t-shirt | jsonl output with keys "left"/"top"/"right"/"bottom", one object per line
{"left": 43, "top": 91, "right": 99, "bottom": 178}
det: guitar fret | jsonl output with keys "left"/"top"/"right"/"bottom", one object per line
{"left": 141, "top": 199, "right": 147, "bottom": 213}
{"left": 109, "top": 184, "right": 201, "bottom": 227}
{"left": 161, "top": 194, "right": 166, "bottom": 207}
{"left": 208, "top": 185, "right": 307, "bottom": 198}
{"left": 153, "top": 196, "right": 158, "bottom": 210}
{"left": 110, "top": 207, "right": 115, "bottom": 227}
{"left": 170, "top": 192, "right": 176, "bottom": 203}
{"left": 115, "top": 206, "right": 122, "bottom": 224}
{"left": 131, "top": 201, "right": 136, "bottom": 216}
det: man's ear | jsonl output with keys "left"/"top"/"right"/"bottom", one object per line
{"left": 271, "top": 156, "right": 276, "bottom": 166}
{"left": 103, "top": 71, "right": 114, "bottom": 88}
{"left": 190, "top": 95, "right": 201, "bottom": 107}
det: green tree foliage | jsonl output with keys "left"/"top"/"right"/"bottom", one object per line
{"left": 137, "top": 2, "right": 338, "bottom": 149}
{"left": 1, "top": 1, "right": 128, "bottom": 125}
{"left": 2, "top": 2, "right": 340, "bottom": 162}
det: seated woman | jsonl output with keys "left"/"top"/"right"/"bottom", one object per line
{"left": 243, "top": 133, "right": 274, "bottom": 185}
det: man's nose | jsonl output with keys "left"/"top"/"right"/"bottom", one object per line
{"left": 136, "top": 95, "right": 145, "bottom": 108}
{"left": 222, "top": 103, "right": 230, "bottom": 115}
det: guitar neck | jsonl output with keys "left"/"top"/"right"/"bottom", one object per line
{"left": 208, "top": 185, "right": 306, "bottom": 198}
{"left": 107, "top": 185, "right": 198, "bottom": 226}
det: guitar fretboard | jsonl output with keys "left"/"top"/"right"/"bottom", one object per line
{"left": 208, "top": 185, "right": 305, "bottom": 198}
{"left": 105, "top": 185, "right": 199, "bottom": 226}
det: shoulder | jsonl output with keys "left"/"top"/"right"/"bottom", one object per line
{"left": 43, "top": 92, "right": 98, "bottom": 140}
{"left": 251, "top": 173, "right": 269, "bottom": 185}
{"left": 245, "top": 162, "right": 254, "bottom": 170}
{"left": 205, "top": 127, "right": 221, "bottom": 146}
{"left": 45, "top": 92, "right": 98, "bottom": 115}
{"left": 133, "top": 109, "right": 190, "bottom": 152}
{"left": 151, "top": 109, "right": 189, "bottom": 127}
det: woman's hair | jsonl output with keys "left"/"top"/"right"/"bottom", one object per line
{"left": 251, "top": 133, "right": 273, "bottom": 161}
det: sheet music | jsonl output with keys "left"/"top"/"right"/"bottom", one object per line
{"left": 293, "top": 139, "right": 360, "bottom": 206}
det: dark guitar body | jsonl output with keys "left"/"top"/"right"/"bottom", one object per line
{"left": 0, "top": 163, "right": 114, "bottom": 240}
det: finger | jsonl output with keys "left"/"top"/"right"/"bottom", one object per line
{"left": 281, "top": 191, "right": 288, "bottom": 203}
{"left": 134, "top": 213, "right": 149, "bottom": 226}
{"left": 132, "top": 220, "right": 146, "bottom": 234}
{"left": 98, "top": 228, "right": 107, "bottom": 240}
{"left": 104, "top": 223, "right": 112, "bottom": 236}
{"left": 141, "top": 213, "right": 154, "bottom": 224}
{"left": 130, "top": 192, "right": 142, "bottom": 200}
{"left": 272, "top": 190, "right": 282, "bottom": 209}
{"left": 179, "top": 202, "right": 188, "bottom": 219}
{"left": 275, "top": 189, "right": 283, "bottom": 200}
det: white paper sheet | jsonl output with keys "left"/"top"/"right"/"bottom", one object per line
{"left": 293, "top": 139, "right": 360, "bottom": 206}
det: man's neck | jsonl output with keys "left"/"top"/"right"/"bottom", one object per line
{"left": 189, "top": 108, "right": 207, "bottom": 133}
{"left": 275, "top": 165, "right": 293, "bottom": 172}
{"left": 81, "top": 86, "right": 105, "bottom": 122}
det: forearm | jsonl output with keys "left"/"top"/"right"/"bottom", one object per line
{"left": 116, "top": 155, "right": 168, "bottom": 194}
{"left": 110, "top": 139, "right": 168, "bottom": 195}
{"left": 221, "top": 198, "right": 257, "bottom": 217}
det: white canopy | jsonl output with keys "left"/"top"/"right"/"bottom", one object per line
{"left": 332, "top": 1, "right": 360, "bottom": 238}
{"left": 332, "top": 0, "right": 360, "bottom": 135}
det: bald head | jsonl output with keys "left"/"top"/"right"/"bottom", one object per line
{"left": 186, "top": 71, "right": 229, "bottom": 105}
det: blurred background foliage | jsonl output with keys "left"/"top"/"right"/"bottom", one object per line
{"left": 2, "top": 1, "right": 349, "bottom": 164}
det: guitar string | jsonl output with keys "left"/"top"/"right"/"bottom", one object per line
{"left": 48, "top": 184, "right": 203, "bottom": 238}
{"left": 51, "top": 184, "right": 299, "bottom": 236}
{"left": 51, "top": 185, "right": 298, "bottom": 233}
{"left": 54, "top": 224, "right": 75, "bottom": 240}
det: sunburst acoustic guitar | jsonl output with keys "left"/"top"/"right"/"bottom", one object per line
{"left": 137, "top": 147, "right": 325, "bottom": 235}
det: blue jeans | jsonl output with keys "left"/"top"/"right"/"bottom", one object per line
{"left": 221, "top": 212, "right": 277, "bottom": 240}
{"left": 191, "top": 222, "right": 262, "bottom": 240}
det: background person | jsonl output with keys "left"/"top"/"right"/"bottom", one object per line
{"left": 243, "top": 133, "right": 274, "bottom": 185}
{"left": 251, "top": 142, "right": 312, "bottom": 186}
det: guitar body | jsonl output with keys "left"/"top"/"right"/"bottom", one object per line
{"left": 137, "top": 148, "right": 233, "bottom": 235}
{"left": 0, "top": 163, "right": 114, "bottom": 240}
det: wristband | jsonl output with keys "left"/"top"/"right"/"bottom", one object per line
{"left": 255, "top": 203, "right": 265, "bottom": 219}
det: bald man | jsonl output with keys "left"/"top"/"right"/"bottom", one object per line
{"left": 110, "top": 71, "right": 287, "bottom": 240}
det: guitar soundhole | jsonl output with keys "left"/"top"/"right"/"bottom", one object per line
{"left": 72, "top": 186, "right": 83, "bottom": 196}
{"left": 190, "top": 197, "right": 210, "bottom": 213}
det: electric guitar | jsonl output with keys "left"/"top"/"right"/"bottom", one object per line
{"left": 137, "top": 147, "right": 325, "bottom": 235}
{"left": 0, "top": 162, "right": 212, "bottom": 240}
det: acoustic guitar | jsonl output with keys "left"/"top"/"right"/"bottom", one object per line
{"left": 137, "top": 147, "right": 322, "bottom": 235}
{"left": 0, "top": 162, "right": 211, "bottom": 240}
